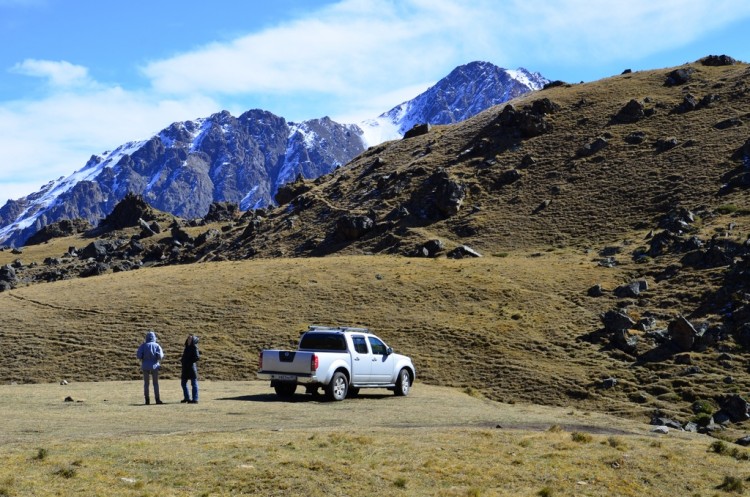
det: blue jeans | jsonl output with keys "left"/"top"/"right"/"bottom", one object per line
{"left": 181, "top": 377, "right": 198, "bottom": 401}
{"left": 143, "top": 369, "right": 160, "bottom": 401}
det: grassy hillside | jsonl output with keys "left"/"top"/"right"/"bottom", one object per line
{"left": 2, "top": 57, "right": 750, "bottom": 433}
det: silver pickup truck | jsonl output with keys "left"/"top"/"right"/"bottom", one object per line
{"left": 257, "top": 326, "right": 416, "bottom": 401}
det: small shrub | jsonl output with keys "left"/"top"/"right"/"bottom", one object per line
{"left": 493, "top": 252, "right": 509, "bottom": 258}
{"left": 716, "top": 204, "right": 738, "bottom": 215}
{"left": 54, "top": 467, "right": 77, "bottom": 479}
{"left": 607, "top": 436, "right": 625, "bottom": 449}
{"left": 393, "top": 477, "right": 407, "bottom": 489}
{"left": 710, "top": 440, "right": 730, "bottom": 455}
{"left": 33, "top": 448, "right": 48, "bottom": 461}
{"left": 692, "top": 399, "right": 714, "bottom": 414}
{"left": 717, "top": 475, "right": 743, "bottom": 493}
{"left": 538, "top": 486, "right": 554, "bottom": 497}
{"left": 467, "top": 488, "right": 482, "bottom": 497}
{"left": 692, "top": 412, "right": 713, "bottom": 427}
{"left": 547, "top": 424, "right": 562, "bottom": 433}
{"left": 571, "top": 432, "right": 592, "bottom": 443}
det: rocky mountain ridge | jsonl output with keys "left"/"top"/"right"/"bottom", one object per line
{"left": 0, "top": 61, "right": 547, "bottom": 248}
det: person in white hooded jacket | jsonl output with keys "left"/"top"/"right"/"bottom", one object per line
{"left": 136, "top": 330, "right": 164, "bottom": 405}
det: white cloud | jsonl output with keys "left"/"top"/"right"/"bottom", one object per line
{"left": 11, "top": 59, "right": 91, "bottom": 88}
{"left": 0, "top": 73, "right": 221, "bottom": 204}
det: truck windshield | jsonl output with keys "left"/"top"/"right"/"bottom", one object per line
{"left": 299, "top": 333, "right": 347, "bottom": 351}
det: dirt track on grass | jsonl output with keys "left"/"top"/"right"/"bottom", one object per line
{"left": 0, "top": 380, "right": 663, "bottom": 446}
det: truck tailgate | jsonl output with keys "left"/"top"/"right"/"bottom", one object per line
{"left": 260, "top": 350, "right": 314, "bottom": 374}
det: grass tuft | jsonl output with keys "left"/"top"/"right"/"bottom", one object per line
{"left": 571, "top": 432, "right": 592, "bottom": 443}
{"left": 33, "top": 448, "right": 48, "bottom": 461}
{"left": 717, "top": 475, "right": 744, "bottom": 493}
{"left": 393, "top": 477, "right": 407, "bottom": 489}
{"left": 54, "top": 467, "right": 77, "bottom": 479}
{"left": 538, "top": 486, "right": 554, "bottom": 497}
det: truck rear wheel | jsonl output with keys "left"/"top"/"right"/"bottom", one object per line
{"left": 274, "top": 382, "right": 297, "bottom": 399}
{"left": 326, "top": 372, "right": 348, "bottom": 401}
{"left": 394, "top": 368, "right": 411, "bottom": 396}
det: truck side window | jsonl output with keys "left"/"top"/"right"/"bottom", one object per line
{"left": 368, "top": 336, "right": 387, "bottom": 355}
{"left": 351, "top": 335, "right": 368, "bottom": 354}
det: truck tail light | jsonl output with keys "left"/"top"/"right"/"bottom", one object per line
{"left": 258, "top": 351, "right": 263, "bottom": 371}
{"left": 311, "top": 353, "right": 319, "bottom": 372}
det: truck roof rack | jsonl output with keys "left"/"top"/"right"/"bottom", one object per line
{"left": 307, "top": 325, "right": 370, "bottom": 333}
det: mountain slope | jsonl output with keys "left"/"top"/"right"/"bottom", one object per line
{"left": 0, "top": 61, "right": 545, "bottom": 248}
{"left": 358, "top": 61, "right": 548, "bottom": 144}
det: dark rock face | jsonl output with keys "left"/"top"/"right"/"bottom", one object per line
{"left": 665, "top": 68, "right": 693, "bottom": 86}
{"left": 24, "top": 218, "right": 92, "bottom": 246}
{"left": 669, "top": 315, "right": 701, "bottom": 352}
{"left": 97, "top": 193, "right": 154, "bottom": 232}
{"left": 614, "top": 99, "right": 646, "bottom": 123}
{"left": 403, "top": 123, "right": 431, "bottom": 139}
{"left": 203, "top": 202, "right": 239, "bottom": 223}
{"left": 701, "top": 54, "right": 737, "bottom": 66}
{"left": 335, "top": 215, "right": 374, "bottom": 241}
{"left": 274, "top": 176, "right": 313, "bottom": 206}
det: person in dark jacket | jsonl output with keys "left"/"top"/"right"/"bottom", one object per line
{"left": 180, "top": 334, "right": 200, "bottom": 403}
{"left": 136, "top": 330, "right": 164, "bottom": 405}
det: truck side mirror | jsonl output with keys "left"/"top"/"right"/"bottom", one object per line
{"left": 385, "top": 347, "right": 393, "bottom": 355}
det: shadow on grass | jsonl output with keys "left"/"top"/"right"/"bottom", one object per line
{"left": 217, "top": 392, "right": 394, "bottom": 403}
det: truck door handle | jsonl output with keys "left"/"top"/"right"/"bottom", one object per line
{"left": 372, "top": 358, "right": 378, "bottom": 362}
{"left": 354, "top": 357, "right": 360, "bottom": 361}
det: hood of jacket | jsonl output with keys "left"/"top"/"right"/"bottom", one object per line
{"left": 145, "top": 331, "right": 157, "bottom": 343}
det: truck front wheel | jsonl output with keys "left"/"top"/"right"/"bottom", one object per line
{"left": 326, "top": 372, "right": 348, "bottom": 401}
{"left": 274, "top": 382, "right": 297, "bottom": 399}
{"left": 395, "top": 368, "right": 411, "bottom": 396}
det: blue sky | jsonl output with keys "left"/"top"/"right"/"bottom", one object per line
{"left": 1, "top": 0, "right": 749, "bottom": 205}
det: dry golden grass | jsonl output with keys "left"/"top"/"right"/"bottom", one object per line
{"left": 0, "top": 381, "right": 742, "bottom": 496}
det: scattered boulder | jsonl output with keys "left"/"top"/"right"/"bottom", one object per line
{"left": 651, "top": 416, "right": 683, "bottom": 430}
{"left": 673, "top": 94, "right": 698, "bottom": 114}
{"left": 403, "top": 123, "right": 431, "bottom": 139}
{"left": 714, "top": 117, "right": 743, "bottom": 130}
{"left": 669, "top": 315, "right": 701, "bottom": 352}
{"left": 432, "top": 170, "right": 466, "bottom": 217}
{"left": 335, "top": 215, "right": 374, "bottom": 241}
{"left": 414, "top": 239, "right": 444, "bottom": 257}
{"left": 701, "top": 54, "right": 737, "bottom": 66}
{"left": 614, "top": 280, "right": 648, "bottom": 298}
{"left": 718, "top": 394, "right": 750, "bottom": 423}
{"left": 79, "top": 240, "right": 114, "bottom": 261}
{"left": 601, "top": 377, "right": 617, "bottom": 389}
{"left": 576, "top": 137, "right": 608, "bottom": 158}
{"left": 654, "top": 137, "right": 679, "bottom": 152}
{"left": 625, "top": 130, "right": 647, "bottom": 144}
{"left": 195, "top": 228, "right": 221, "bottom": 246}
{"left": 24, "top": 218, "right": 92, "bottom": 246}
{"left": 587, "top": 284, "right": 604, "bottom": 297}
{"left": 275, "top": 175, "right": 312, "bottom": 206}
{"left": 170, "top": 224, "right": 194, "bottom": 245}
{"left": 203, "top": 202, "right": 239, "bottom": 223}
{"left": 79, "top": 262, "right": 110, "bottom": 278}
{"left": 601, "top": 309, "right": 635, "bottom": 333}
{"left": 614, "top": 99, "right": 646, "bottom": 123}
{"left": 98, "top": 193, "right": 155, "bottom": 231}
{"left": 611, "top": 329, "right": 638, "bottom": 354}
{"left": 664, "top": 68, "right": 693, "bottom": 86}
{"left": 495, "top": 169, "right": 522, "bottom": 187}
{"left": 446, "top": 245, "right": 482, "bottom": 259}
